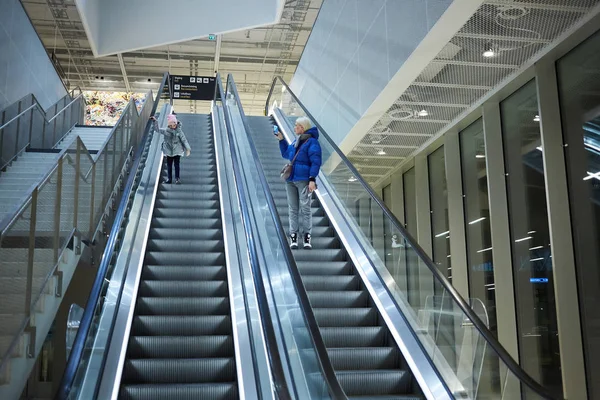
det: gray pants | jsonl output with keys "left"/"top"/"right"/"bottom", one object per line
{"left": 285, "top": 180, "right": 312, "bottom": 236}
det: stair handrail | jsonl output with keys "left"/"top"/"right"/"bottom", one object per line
{"left": 226, "top": 74, "right": 349, "bottom": 399}
{"left": 215, "top": 74, "right": 294, "bottom": 400}
{"left": 265, "top": 76, "right": 562, "bottom": 400}
{"left": 0, "top": 93, "right": 85, "bottom": 132}
{"left": 54, "top": 72, "right": 171, "bottom": 400}
{"left": 0, "top": 77, "right": 164, "bottom": 390}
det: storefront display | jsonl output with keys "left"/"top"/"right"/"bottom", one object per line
{"left": 83, "top": 91, "right": 146, "bottom": 126}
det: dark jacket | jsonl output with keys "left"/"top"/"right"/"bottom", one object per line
{"left": 279, "top": 127, "right": 322, "bottom": 182}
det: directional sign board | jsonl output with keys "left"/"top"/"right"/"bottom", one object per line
{"left": 169, "top": 75, "right": 216, "bottom": 101}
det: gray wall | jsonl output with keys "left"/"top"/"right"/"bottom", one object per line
{"left": 290, "top": 0, "right": 452, "bottom": 144}
{"left": 0, "top": 0, "right": 67, "bottom": 111}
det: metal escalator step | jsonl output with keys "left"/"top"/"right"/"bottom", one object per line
{"left": 123, "top": 358, "right": 235, "bottom": 384}
{"left": 143, "top": 266, "right": 227, "bottom": 281}
{"left": 131, "top": 315, "right": 232, "bottom": 336}
{"left": 138, "top": 281, "right": 228, "bottom": 297}
{"left": 148, "top": 228, "right": 222, "bottom": 240}
{"left": 135, "top": 297, "right": 229, "bottom": 315}
{"left": 155, "top": 193, "right": 219, "bottom": 203}
{"left": 145, "top": 251, "right": 225, "bottom": 265}
{"left": 336, "top": 370, "right": 412, "bottom": 396}
{"left": 314, "top": 308, "right": 378, "bottom": 327}
{"left": 152, "top": 208, "right": 220, "bottom": 220}
{"left": 119, "top": 383, "right": 238, "bottom": 400}
{"left": 302, "top": 275, "right": 360, "bottom": 291}
{"left": 308, "top": 291, "right": 369, "bottom": 308}
{"left": 127, "top": 336, "right": 234, "bottom": 358}
{"left": 151, "top": 218, "right": 222, "bottom": 230}
{"left": 293, "top": 249, "right": 346, "bottom": 262}
{"left": 159, "top": 170, "right": 216, "bottom": 179}
{"left": 321, "top": 326, "right": 386, "bottom": 347}
{"left": 146, "top": 239, "right": 224, "bottom": 253}
{"left": 297, "top": 261, "right": 353, "bottom": 276}
{"left": 296, "top": 236, "right": 341, "bottom": 249}
{"left": 328, "top": 347, "right": 400, "bottom": 370}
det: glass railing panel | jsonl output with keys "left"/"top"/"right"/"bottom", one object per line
{"left": 225, "top": 79, "right": 334, "bottom": 400}
{"left": 268, "top": 77, "right": 560, "bottom": 400}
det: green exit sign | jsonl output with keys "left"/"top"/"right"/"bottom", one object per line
{"left": 208, "top": 34, "right": 216, "bottom": 41}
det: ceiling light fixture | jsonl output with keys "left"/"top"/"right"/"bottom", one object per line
{"left": 417, "top": 109, "right": 429, "bottom": 117}
{"left": 377, "top": 149, "right": 386, "bottom": 155}
{"left": 533, "top": 115, "right": 540, "bottom": 122}
{"left": 372, "top": 140, "right": 381, "bottom": 144}
{"left": 483, "top": 48, "right": 497, "bottom": 58}
{"left": 475, "top": 154, "right": 486, "bottom": 159}
{"left": 348, "top": 176, "right": 357, "bottom": 182}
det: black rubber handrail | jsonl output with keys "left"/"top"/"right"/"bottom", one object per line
{"left": 55, "top": 72, "right": 171, "bottom": 400}
{"left": 227, "top": 74, "right": 349, "bottom": 400}
{"left": 215, "top": 74, "right": 293, "bottom": 400}
{"left": 265, "top": 76, "right": 562, "bottom": 400}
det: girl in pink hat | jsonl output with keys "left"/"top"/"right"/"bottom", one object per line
{"left": 150, "top": 113, "right": 191, "bottom": 184}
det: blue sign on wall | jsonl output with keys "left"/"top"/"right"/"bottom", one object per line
{"left": 530, "top": 278, "right": 549, "bottom": 283}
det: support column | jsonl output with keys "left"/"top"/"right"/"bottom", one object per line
{"left": 415, "top": 153, "right": 433, "bottom": 309}
{"left": 535, "top": 61, "right": 587, "bottom": 400}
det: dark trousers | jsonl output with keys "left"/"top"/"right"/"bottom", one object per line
{"left": 166, "top": 155, "right": 180, "bottom": 181}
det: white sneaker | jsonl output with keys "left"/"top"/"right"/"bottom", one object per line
{"left": 290, "top": 233, "right": 298, "bottom": 249}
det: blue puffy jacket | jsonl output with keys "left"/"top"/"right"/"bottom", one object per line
{"left": 279, "top": 126, "right": 322, "bottom": 182}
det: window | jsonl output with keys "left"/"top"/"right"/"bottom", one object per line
{"left": 428, "top": 146, "right": 451, "bottom": 282}
{"left": 403, "top": 168, "right": 419, "bottom": 305}
{"left": 557, "top": 29, "right": 600, "bottom": 398}
{"left": 500, "top": 80, "right": 561, "bottom": 394}
{"left": 459, "top": 119, "right": 497, "bottom": 334}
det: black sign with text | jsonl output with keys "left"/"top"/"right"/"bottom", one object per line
{"left": 169, "top": 75, "right": 216, "bottom": 101}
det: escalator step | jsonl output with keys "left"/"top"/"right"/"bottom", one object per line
{"left": 336, "top": 370, "right": 412, "bottom": 396}
{"left": 143, "top": 266, "right": 227, "bottom": 281}
{"left": 292, "top": 249, "right": 346, "bottom": 262}
{"left": 308, "top": 291, "right": 369, "bottom": 308}
{"left": 302, "top": 275, "right": 360, "bottom": 291}
{"left": 127, "top": 336, "right": 234, "bottom": 358}
{"left": 131, "top": 315, "right": 232, "bottom": 336}
{"left": 148, "top": 228, "right": 221, "bottom": 240}
{"left": 321, "top": 326, "right": 386, "bottom": 347}
{"left": 152, "top": 208, "right": 221, "bottom": 220}
{"left": 123, "top": 358, "right": 235, "bottom": 383}
{"left": 328, "top": 347, "right": 401, "bottom": 370}
{"left": 297, "top": 261, "right": 353, "bottom": 276}
{"left": 145, "top": 251, "right": 225, "bottom": 265}
{"left": 120, "top": 383, "right": 238, "bottom": 400}
{"left": 135, "top": 297, "right": 229, "bottom": 315}
{"left": 314, "top": 308, "right": 378, "bottom": 327}
{"left": 156, "top": 190, "right": 219, "bottom": 201}
{"left": 151, "top": 217, "right": 222, "bottom": 230}
{"left": 138, "top": 281, "right": 228, "bottom": 297}
{"left": 146, "top": 239, "right": 224, "bottom": 253}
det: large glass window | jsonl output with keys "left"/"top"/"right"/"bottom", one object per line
{"left": 403, "top": 168, "right": 418, "bottom": 305}
{"left": 428, "top": 146, "right": 451, "bottom": 282}
{"left": 500, "top": 80, "right": 561, "bottom": 394}
{"left": 557, "top": 29, "right": 600, "bottom": 398}
{"left": 459, "top": 119, "right": 497, "bottom": 334}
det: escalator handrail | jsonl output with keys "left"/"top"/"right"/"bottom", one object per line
{"left": 215, "top": 74, "right": 293, "bottom": 400}
{"left": 265, "top": 76, "right": 562, "bottom": 400}
{"left": 227, "top": 74, "right": 349, "bottom": 400}
{"left": 55, "top": 72, "right": 172, "bottom": 400}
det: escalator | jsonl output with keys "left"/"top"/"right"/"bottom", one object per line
{"left": 119, "top": 114, "right": 238, "bottom": 399}
{"left": 245, "top": 116, "right": 424, "bottom": 400}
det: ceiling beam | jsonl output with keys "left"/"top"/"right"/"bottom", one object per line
{"left": 117, "top": 53, "right": 131, "bottom": 92}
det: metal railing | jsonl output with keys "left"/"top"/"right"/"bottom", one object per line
{"left": 225, "top": 74, "right": 348, "bottom": 399}
{"left": 0, "top": 91, "right": 86, "bottom": 171}
{"left": 0, "top": 82, "right": 157, "bottom": 385}
{"left": 265, "top": 76, "right": 562, "bottom": 400}
{"left": 55, "top": 72, "right": 172, "bottom": 399}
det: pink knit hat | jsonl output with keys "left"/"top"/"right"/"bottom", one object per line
{"left": 167, "top": 114, "right": 177, "bottom": 124}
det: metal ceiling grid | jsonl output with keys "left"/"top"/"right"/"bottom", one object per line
{"left": 349, "top": 0, "right": 600, "bottom": 185}
{"left": 21, "top": 0, "right": 322, "bottom": 116}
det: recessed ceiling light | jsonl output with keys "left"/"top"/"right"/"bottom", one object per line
{"left": 377, "top": 149, "right": 386, "bottom": 155}
{"left": 475, "top": 154, "right": 486, "bottom": 159}
{"left": 348, "top": 176, "right": 357, "bottom": 182}
{"left": 418, "top": 109, "right": 429, "bottom": 117}
{"left": 533, "top": 115, "right": 540, "bottom": 122}
{"left": 371, "top": 140, "right": 381, "bottom": 144}
{"left": 483, "top": 49, "right": 496, "bottom": 58}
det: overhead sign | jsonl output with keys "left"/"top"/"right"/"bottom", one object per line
{"left": 170, "top": 75, "right": 216, "bottom": 101}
